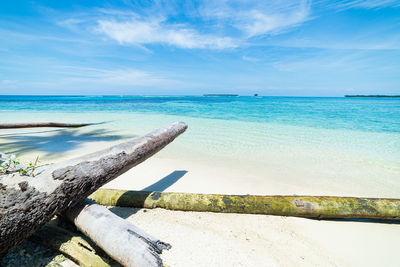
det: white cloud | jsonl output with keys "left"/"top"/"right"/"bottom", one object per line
{"left": 240, "top": 9, "right": 309, "bottom": 37}
{"left": 0, "top": 66, "right": 185, "bottom": 93}
{"left": 325, "top": 0, "right": 400, "bottom": 9}
{"left": 96, "top": 18, "right": 237, "bottom": 49}
{"left": 57, "top": 18, "right": 85, "bottom": 27}
{"left": 267, "top": 35, "right": 400, "bottom": 50}
{"left": 60, "top": 0, "right": 399, "bottom": 51}
{"left": 232, "top": 1, "right": 311, "bottom": 37}
{"left": 0, "top": 80, "right": 16, "bottom": 84}
{"left": 0, "top": 80, "right": 17, "bottom": 90}
{"left": 242, "top": 56, "right": 261, "bottom": 62}
{"left": 90, "top": 1, "right": 312, "bottom": 49}
{"left": 59, "top": 66, "right": 172, "bottom": 86}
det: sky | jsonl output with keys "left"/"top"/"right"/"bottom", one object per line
{"left": 0, "top": 0, "right": 399, "bottom": 96}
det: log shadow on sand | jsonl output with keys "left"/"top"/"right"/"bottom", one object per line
{"left": 142, "top": 170, "right": 188, "bottom": 191}
{"left": 109, "top": 170, "right": 188, "bottom": 219}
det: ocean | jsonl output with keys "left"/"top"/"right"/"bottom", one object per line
{"left": 0, "top": 95, "right": 399, "bottom": 197}
{"left": 0, "top": 95, "right": 399, "bottom": 133}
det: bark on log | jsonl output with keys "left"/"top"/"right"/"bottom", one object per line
{"left": 0, "top": 122, "right": 187, "bottom": 257}
{"left": 89, "top": 189, "right": 400, "bottom": 221}
{"left": 29, "top": 222, "right": 110, "bottom": 267}
{"left": 0, "top": 122, "right": 93, "bottom": 129}
{"left": 65, "top": 199, "right": 170, "bottom": 267}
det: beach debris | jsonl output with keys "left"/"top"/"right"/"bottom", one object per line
{"left": 29, "top": 221, "right": 110, "bottom": 267}
{"left": 90, "top": 189, "right": 400, "bottom": 221}
{"left": 1, "top": 240, "right": 76, "bottom": 267}
{"left": 0, "top": 122, "right": 93, "bottom": 129}
{"left": 65, "top": 199, "right": 170, "bottom": 266}
{"left": 0, "top": 122, "right": 187, "bottom": 258}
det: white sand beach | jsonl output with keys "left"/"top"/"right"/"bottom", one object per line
{"left": 1, "top": 120, "right": 399, "bottom": 267}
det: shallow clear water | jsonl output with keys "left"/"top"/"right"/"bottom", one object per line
{"left": 0, "top": 95, "right": 399, "bottom": 196}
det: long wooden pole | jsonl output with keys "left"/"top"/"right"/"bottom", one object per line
{"left": 89, "top": 189, "right": 400, "bottom": 221}
{"left": 0, "top": 122, "right": 93, "bottom": 129}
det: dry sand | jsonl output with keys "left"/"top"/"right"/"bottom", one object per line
{"left": 103, "top": 157, "right": 400, "bottom": 267}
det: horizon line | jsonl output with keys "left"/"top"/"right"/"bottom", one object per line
{"left": 0, "top": 94, "right": 370, "bottom": 98}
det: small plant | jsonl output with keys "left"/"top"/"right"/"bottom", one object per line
{"left": 0, "top": 153, "right": 20, "bottom": 173}
{"left": 0, "top": 153, "right": 40, "bottom": 177}
{"left": 18, "top": 156, "right": 40, "bottom": 176}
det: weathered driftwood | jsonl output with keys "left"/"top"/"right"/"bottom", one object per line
{"left": 0, "top": 122, "right": 93, "bottom": 129}
{"left": 65, "top": 199, "right": 170, "bottom": 267}
{"left": 29, "top": 222, "right": 110, "bottom": 267}
{"left": 0, "top": 122, "right": 187, "bottom": 257}
{"left": 89, "top": 189, "right": 400, "bottom": 221}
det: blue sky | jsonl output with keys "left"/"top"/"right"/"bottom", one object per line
{"left": 0, "top": 0, "right": 399, "bottom": 96}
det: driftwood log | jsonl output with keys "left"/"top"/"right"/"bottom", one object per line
{"left": 0, "top": 122, "right": 93, "bottom": 129}
{"left": 0, "top": 122, "right": 187, "bottom": 257}
{"left": 65, "top": 199, "right": 170, "bottom": 266}
{"left": 90, "top": 189, "right": 400, "bottom": 221}
{"left": 29, "top": 222, "right": 110, "bottom": 267}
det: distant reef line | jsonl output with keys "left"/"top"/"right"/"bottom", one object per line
{"left": 203, "top": 94, "right": 239, "bottom": 97}
{"left": 345, "top": 95, "right": 400, "bottom": 98}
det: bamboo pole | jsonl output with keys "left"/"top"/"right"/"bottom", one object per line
{"left": 89, "top": 189, "right": 400, "bottom": 221}
{"left": 29, "top": 222, "right": 110, "bottom": 267}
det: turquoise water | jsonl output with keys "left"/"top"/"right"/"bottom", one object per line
{"left": 1, "top": 95, "right": 399, "bottom": 133}
{"left": 0, "top": 95, "right": 399, "bottom": 196}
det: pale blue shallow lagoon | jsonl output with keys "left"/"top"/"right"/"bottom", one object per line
{"left": 0, "top": 95, "right": 399, "bottom": 197}
{"left": 1, "top": 95, "right": 399, "bottom": 133}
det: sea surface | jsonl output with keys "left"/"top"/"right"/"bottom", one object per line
{"left": 0, "top": 95, "right": 399, "bottom": 133}
{"left": 0, "top": 95, "right": 399, "bottom": 196}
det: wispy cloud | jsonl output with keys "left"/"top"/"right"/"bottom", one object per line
{"left": 242, "top": 56, "right": 261, "bottom": 62}
{"left": 266, "top": 35, "right": 400, "bottom": 50}
{"left": 55, "top": 66, "right": 175, "bottom": 87}
{"left": 52, "top": 0, "right": 400, "bottom": 52}
{"left": 234, "top": 2, "right": 311, "bottom": 37}
{"left": 270, "top": 49, "right": 397, "bottom": 74}
{"left": 322, "top": 0, "right": 400, "bottom": 9}
{"left": 84, "top": 0, "right": 312, "bottom": 49}
{"left": 0, "top": 65, "right": 182, "bottom": 93}
{"left": 96, "top": 18, "right": 237, "bottom": 49}
{"left": 0, "top": 79, "right": 17, "bottom": 90}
